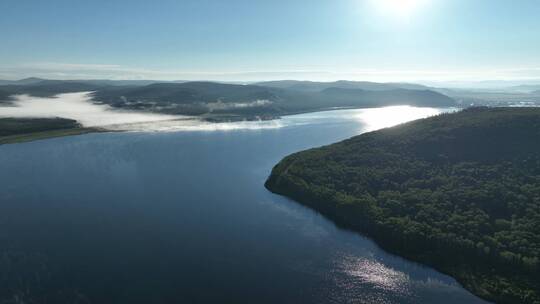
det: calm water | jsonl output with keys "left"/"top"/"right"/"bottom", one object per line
{"left": 0, "top": 108, "right": 488, "bottom": 304}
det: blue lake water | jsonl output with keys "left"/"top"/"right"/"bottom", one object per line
{"left": 0, "top": 107, "right": 488, "bottom": 304}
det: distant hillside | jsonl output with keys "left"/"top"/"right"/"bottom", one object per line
{"left": 92, "top": 81, "right": 455, "bottom": 119}
{"left": 95, "top": 82, "right": 278, "bottom": 104}
{"left": 0, "top": 79, "right": 457, "bottom": 120}
{"left": 70, "top": 79, "right": 163, "bottom": 86}
{"left": 438, "top": 87, "right": 540, "bottom": 107}
{"left": 266, "top": 107, "right": 540, "bottom": 304}
{"left": 0, "top": 78, "right": 162, "bottom": 87}
{"left": 318, "top": 87, "right": 454, "bottom": 108}
{"left": 0, "top": 77, "right": 46, "bottom": 86}
{"left": 507, "top": 85, "right": 540, "bottom": 93}
{"left": 0, "top": 90, "right": 11, "bottom": 103}
{"left": 0, "top": 80, "right": 107, "bottom": 99}
{"left": 255, "top": 80, "right": 430, "bottom": 92}
{"left": 92, "top": 82, "right": 282, "bottom": 117}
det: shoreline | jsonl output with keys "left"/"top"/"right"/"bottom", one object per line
{"left": 264, "top": 180, "right": 495, "bottom": 303}
{"left": 0, "top": 127, "right": 107, "bottom": 145}
{"left": 264, "top": 107, "right": 540, "bottom": 304}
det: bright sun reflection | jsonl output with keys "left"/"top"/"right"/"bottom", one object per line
{"left": 337, "top": 254, "right": 412, "bottom": 297}
{"left": 371, "top": 0, "right": 429, "bottom": 19}
{"left": 356, "top": 106, "right": 442, "bottom": 132}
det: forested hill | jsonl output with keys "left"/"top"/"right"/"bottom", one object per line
{"left": 266, "top": 107, "right": 540, "bottom": 304}
{"left": 0, "top": 79, "right": 456, "bottom": 120}
{"left": 0, "top": 80, "right": 105, "bottom": 103}
{"left": 0, "top": 90, "right": 10, "bottom": 103}
{"left": 254, "top": 80, "right": 430, "bottom": 92}
{"left": 91, "top": 82, "right": 455, "bottom": 118}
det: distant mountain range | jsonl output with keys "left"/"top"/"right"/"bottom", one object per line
{"left": 255, "top": 80, "right": 430, "bottom": 92}
{"left": 0, "top": 77, "right": 46, "bottom": 86}
{"left": 92, "top": 81, "right": 456, "bottom": 119}
{"left": 0, "top": 77, "right": 175, "bottom": 87}
{"left": 505, "top": 84, "right": 540, "bottom": 93}
{"left": 0, "top": 90, "right": 11, "bottom": 103}
{"left": 0, "top": 80, "right": 106, "bottom": 98}
{"left": 0, "top": 78, "right": 457, "bottom": 120}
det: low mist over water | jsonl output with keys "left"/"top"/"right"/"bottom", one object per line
{"left": 0, "top": 92, "right": 285, "bottom": 131}
{"left": 0, "top": 92, "right": 182, "bottom": 128}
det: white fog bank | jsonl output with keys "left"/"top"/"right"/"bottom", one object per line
{"left": 0, "top": 92, "right": 289, "bottom": 132}
{"left": 0, "top": 92, "right": 183, "bottom": 127}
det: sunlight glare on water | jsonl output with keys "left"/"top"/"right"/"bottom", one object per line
{"left": 355, "top": 106, "right": 443, "bottom": 132}
{"left": 339, "top": 254, "right": 411, "bottom": 296}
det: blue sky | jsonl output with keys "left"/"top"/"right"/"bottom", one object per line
{"left": 1, "top": 0, "right": 539, "bottom": 82}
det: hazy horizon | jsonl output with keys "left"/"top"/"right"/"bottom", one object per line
{"left": 3, "top": 76, "right": 540, "bottom": 90}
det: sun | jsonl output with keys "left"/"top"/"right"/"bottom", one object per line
{"left": 371, "top": 0, "right": 429, "bottom": 19}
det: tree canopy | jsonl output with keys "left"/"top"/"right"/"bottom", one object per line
{"left": 266, "top": 107, "right": 540, "bottom": 304}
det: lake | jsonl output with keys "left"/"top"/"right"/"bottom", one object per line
{"left": 0, "top": 107, "right": 488, "bottom": 304}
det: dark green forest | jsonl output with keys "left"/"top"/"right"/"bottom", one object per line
{"left": 0, "top": 118, "right": 95, "bottom": 144}
{"left": 0, "top": 118, "right": 81, "bottom": 137}
{"left": 266, "top": 107, "right": 540, "bottom": 304}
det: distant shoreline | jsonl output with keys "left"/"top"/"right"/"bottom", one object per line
{"left": 0, "top": 117, "right": 107, "bottom": 145}
{"left": 0, "top": 127, "right": 106, "bottom": 145}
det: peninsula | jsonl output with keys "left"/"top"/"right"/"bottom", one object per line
{"left": 266, "top": 107, "right": 540, "bottom": 304}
